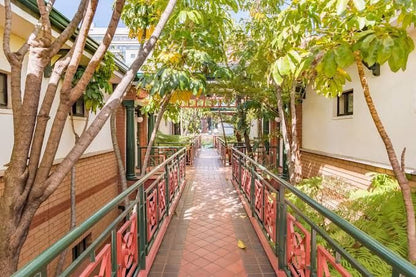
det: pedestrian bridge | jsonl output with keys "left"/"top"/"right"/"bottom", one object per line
{"left": 13, "top": 144, "right": 416, "bottom": 276}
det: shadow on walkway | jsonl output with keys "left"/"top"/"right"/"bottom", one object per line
{"left": 149, "top": 148, "right": 275, "bottom": 277}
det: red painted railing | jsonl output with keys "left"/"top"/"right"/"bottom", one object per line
{"left": 229, "top": 147, "right": 416, "bottom": 276}
{"left": 14, "top": 148, "right": 189, "bottom": 277}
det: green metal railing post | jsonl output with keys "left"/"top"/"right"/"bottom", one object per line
{"left": 138, "top": 186, "right": 146, "bottom": 270}
{"left": 165, "top": 164, "right": 170, "bottom": 216}
{"left": 111, "top": 229, "right": 118, "bottom": 275}
{"left": 176, "top": 155, "right": 180, "bottom": 188}
{"left": 238, "top": 154, "right": 242, "bottom": 189}
{"left": 250, "top": 166, "right": 255, "bottom": 216}
{"left": 282, "top": 145, "right": 289, "bottom": 180}
{"left": 277, "top": 187, "right": 287, "bottom": 270}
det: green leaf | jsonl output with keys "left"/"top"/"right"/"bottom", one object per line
{"left": 334, "top": 44, "right": 355, "bottom": 68}
{"left": 336, "top": 0, "right": 350, "bottom": 15}
{"left": 271, "top": 62, "right": 284, "bottom": 85}
{"left": 277, "top": 56, "right": 292, "bottom": 76}
{"left": 352, "top": 0, "right": 366, "bottom": 11}
{"left": 322, "top": 51, "right": 338, "bottom": 78}
{"left": 377, "top": 36, "right": 393, "bottom": 64}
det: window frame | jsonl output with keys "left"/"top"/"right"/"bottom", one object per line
{"left": 71, "top": 97, "right": 86, "bottom": 117}
{"left": 337, "top": 89, "right": 353, "bottom": 117}
{"left": 72, "top": 233, "right": 91, "bottom": 261}
{"left": 0, "top": 72, "right": 8, "bottom": 108}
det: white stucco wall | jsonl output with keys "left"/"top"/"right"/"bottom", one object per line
{"left": 249, "top": 119, "right": 259, "bottom": 139}
{"left": 158, "top": 118, "right": 172, "bottom": 135}
{"left": 302, "top": 33, "right": 416, "bottom": 172}
{"left": 0, "top": 10, "right": 118, "bottom": 173}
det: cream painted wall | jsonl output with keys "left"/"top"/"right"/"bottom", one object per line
{"left": 249, "top": 119, "right": 259, "bottom": 139}
{"left": 158, "top": 118, "right": 172, "bottom": 135}
{"left": 302, "top": 33, "right": 416, "bottom": 172}
{"left": 0, "top": 13, "right": 118, "bottom": 173}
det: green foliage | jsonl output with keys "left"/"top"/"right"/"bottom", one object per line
{"left": 72, "top": 52, "right": 116, "bottom": 113}
{"left": 292, "top": 174, "right": 416, "bottom": 275}
{"left": 155, "top": 132, "right": 196, "bottom": 146}
{"left": 122, "top": 0, "right": 165, "bottom": 40}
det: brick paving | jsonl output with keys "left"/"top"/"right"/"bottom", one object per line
{"left": 149, "top": 148, "right": 275, "bottom": 277}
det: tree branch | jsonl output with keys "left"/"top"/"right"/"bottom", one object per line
{"left": 70, "top": 0, "right": 126, "bottom": 102}
{"left": 61, "top": 0, "right": 99, "bottom": 94}
{"left": 49, "top": 0, "right": 89, "bottom": 56}
{"left": 401, "top": 147, "right": 407, "bottom": 172}
{"left": 20, "top": 52, "right": 72, "bottom": 210}
{"left": 3, "top": 0, "right": 13, "bottom": 61}
{"left": 32, "top": 0, "right": 179, "bottom": 202}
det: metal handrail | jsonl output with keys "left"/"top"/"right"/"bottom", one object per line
{"left": 13, "top": 147, "right": 187, "bottom": 277}
{"left": 231, "top": 147, "right": 416, "bottom": 276}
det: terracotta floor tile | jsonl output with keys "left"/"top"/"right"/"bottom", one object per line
{"left": 149, "top": 148, "right": 275, "bottom": 277}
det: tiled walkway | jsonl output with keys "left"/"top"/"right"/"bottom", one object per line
{"left": 149, "top": 148, "right": 275, "bottom": 277}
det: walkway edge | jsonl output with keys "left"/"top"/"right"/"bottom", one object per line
{"left": 138, "top": 179, "right": 187, "bottom": 277}
{"left": 231, "top": 178, "right": 287, "bottom": 277}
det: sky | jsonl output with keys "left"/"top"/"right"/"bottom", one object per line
{"left": 55, "top": 0, "right": 116, "bottom": 27}
{"left": 54, "top": 1, "right": 248, "bottom": 27}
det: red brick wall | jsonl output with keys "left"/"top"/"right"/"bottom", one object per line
{"left": 301, "top": 150, "right": 416, "bottom": 190}
{"left": 0, "top": 151, "right": 120, "bottom": 272}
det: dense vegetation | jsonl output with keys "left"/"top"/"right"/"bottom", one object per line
{"left": 289, "top": 175, "right": 416, "bottom": 275}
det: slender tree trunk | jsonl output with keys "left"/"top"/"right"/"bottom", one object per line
{"left": 355, "top": 54, "right": 416, "bottom": 263}
{"left": 218, "top": 110, "right": 228, "bottom": 147}
{"left": 141, "top": 94, "right": 172, "bottom": 176}
{"left": 288, "top": 86, "right": 302, "bottom": 184}
{"left": 54, "top": 166, "right": 77, "bottom": 275}
{"left": 236, "top": 96, "right": 252, "bottom": 155}
{"left": 275, "top": 85, "right": 292, "bottom": 179}
{"left": 110, "top": 108, "right": 129, "bottom": 207}
{"left": 55, "top": 112, "right": 85, "bottom": 275}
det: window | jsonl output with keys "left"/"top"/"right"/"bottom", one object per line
{"left": 337, "top": 90, "right": 353, "bottom": 116}
{"left": 72, "top": 234, "right": 91, "bottom": 261}
{"left": 0, "top": 73, "right": 8, "bottom": 108}
{"left": 130, "top": 53, "right": 136, "bottom": 59}
{"left": 72, "top": 97, "right": 85, "bottom": 117}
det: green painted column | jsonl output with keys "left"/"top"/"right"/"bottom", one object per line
{"left": 123, "top": 100, "right": 136, "bottom": 180}
{"left": 263, "top": 118, "right": 270, "bottom": 153}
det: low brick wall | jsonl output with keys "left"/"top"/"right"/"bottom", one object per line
{"left": 301, "top": 150, "right": 416, "bottom": 190}
{"left": 0, "top": 151, "right": 120, "bottom": 272}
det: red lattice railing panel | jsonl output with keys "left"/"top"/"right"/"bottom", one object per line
{"left": 317, "top": 246, "right": 351, "bottom": 277}
{"left": 80, "top": 244, "right": 112, "bottom": 277}
{"left": 117, "top": 214, "right": 138, "bottom": 277}
{"left": 146, "top": 189, "right": 158, "bottom": 241}
{"left": 158, "top": 180, "right": 166, "bottom": 218}
{"left": 264, "top": 188, "right": 276, "bottom": 242}
{"left": 286, "top": 213, "right": 311, "bottom": 277}
{"left": 169, "top": 171, "right": 175, "bottom": 200}
{"left": 254, "top": 179, "right": 263, "bottom": 220}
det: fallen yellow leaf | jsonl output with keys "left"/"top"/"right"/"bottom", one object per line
{"left": 237, "top": 239, "right": 246, "bottom": 249}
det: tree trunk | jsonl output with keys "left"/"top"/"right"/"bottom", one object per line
{"left": 54, "top": 166, "right": 77, "bottom": 275}
{"left": 236, "top": 96, "right": 252, "bottom": 155}
{"left": 110, "top": 108, "right": 129, "bottom": 207}
{"left": 275, "top": 85, "right": 292, "bottom": 179}
{"left": 355, "top": 54, "right": 416, "bottom": 263}
{"left": 55, "top": 113, "right": 83, "bottom": 275}
{"left": 218, "top": 110, "right": 228, "bottom": 147}
{"left": 0, "top": 0, "right": 178, "bottom": 273}
{"left": 288, "top": 86, "right": 302, "bottom": 184}
{"left": 141, "top": 94, "right": 172, "bottom": 176}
